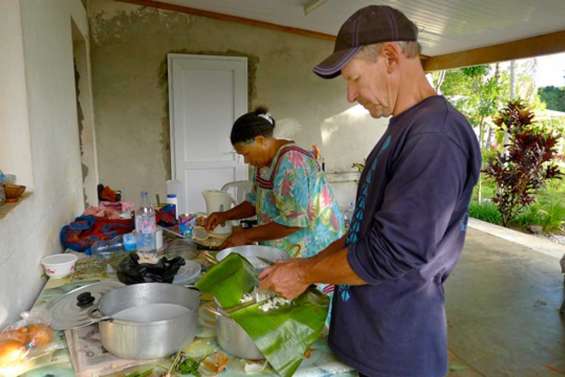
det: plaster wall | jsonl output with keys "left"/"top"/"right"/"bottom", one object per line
{"left": 88, "top": 1, "right": 388, "bottom": 209}
{"left": 0, "top": 0, "right": 92, "bottom": 328}
{"left": 0, "top": 0, "right": 33, "bottom": 187}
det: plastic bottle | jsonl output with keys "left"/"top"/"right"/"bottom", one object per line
{"left": 343, "top": 201, "right": 355, "bottom": 229}
{"left": 91, "top": 235, "right": 124, "bottom": 259}
{"left": 166, "top": 193, "right": 178, "bottom": 218}
{"left": 135, "top": 191, "right": 157, "bottom": 255}
{"left": 166, "top": 179, "right": 184, "bottom": 214}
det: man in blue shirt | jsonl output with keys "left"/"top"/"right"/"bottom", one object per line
{"left": 260, "top": 5, "right": 481, "bottom": 377}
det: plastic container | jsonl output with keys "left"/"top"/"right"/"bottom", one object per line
{"left": 166, "top": 194, "right": 178, "bottom": 218}
{"left": 41, "top": 253, "right": 78, "bottom": 279}
{"left": 91, "top": 235, "right": 125, "bottom": 259}
{"left": 155, "top": 229, "right": 163, "bottom": 251}
{"left": 135, "top": 192, "right": 157, "bottom": 255}
{"left": 166, "top": 180, "right": 183, "bottom": 214}
{"left": 123, "top": 232, "right": 137, "bottom": 252}
{"left": 179, "top": 213, "right": 197, "bottom": 237}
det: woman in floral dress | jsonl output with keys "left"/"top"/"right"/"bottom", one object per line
{"left": 203, "top": 106, "right": 344, "bottom": 259}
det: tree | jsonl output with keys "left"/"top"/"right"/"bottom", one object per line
{"left": 538, "top": 86, "right": 565, "bottom": 112}
{"left": 435, "top": 65, "right": 510, "bottom": 148}
{"left": 432, "top": 64, "right": 509, "bottom": 202}
{"left": 483, "top": 100, "right": 562, "bottom": 226}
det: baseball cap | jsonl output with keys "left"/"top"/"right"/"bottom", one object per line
{"left": 313, "top": 5, "right": 418, "bottom": 79}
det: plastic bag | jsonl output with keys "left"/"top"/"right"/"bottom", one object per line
{"left": 0, "top": 312, "right": 56, "bottom": 370}
{"left": 116, "top": 253, "right": 185, "bottom": 285}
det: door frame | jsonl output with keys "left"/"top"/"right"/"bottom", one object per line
{"left": 167, "top": 53, "right": 248, "bottom": 180}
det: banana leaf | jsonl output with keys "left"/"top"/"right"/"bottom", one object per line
{"left": 230, "top": 289, "right": 329, "bottom": 377}
{"left": 195, "top": 253, "right": 257, "bottom": 308}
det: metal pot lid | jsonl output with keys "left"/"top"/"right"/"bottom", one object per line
{"left": 46, "top": 280, "right": 124, "bottom": 330}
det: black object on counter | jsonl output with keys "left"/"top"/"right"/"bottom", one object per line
{"left": 117, "top": 253, "right": 185, "bottom": 285}
{"left": 240, "top": 219, "right": 258, "bottom": 229}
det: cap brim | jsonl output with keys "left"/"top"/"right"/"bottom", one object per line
{"left": 313, "top": 46, "right": 362, "bottom": 79}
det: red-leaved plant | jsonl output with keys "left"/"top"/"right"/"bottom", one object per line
{"left": 483, "top": 100, "right": 562, "bottom": 226}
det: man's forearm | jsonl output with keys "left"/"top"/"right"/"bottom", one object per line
{"left": 303, "top": 246, "right": 366, "bottom": 286}
{"left": 311, "top": 235, "right": 346, "bottom": 261}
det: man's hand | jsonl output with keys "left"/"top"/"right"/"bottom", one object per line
{"left": 259, "top": 259, "right": 311, "bottom": 300}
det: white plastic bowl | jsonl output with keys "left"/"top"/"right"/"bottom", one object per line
{"left": 41, "top": 253, "right": 78, "bottom": 279}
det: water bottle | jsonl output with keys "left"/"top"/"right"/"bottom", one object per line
{"left": 91, "top": 235, "right": 124, "bottom": 259}
{"left": 343, "top": 201, "right": 355, "bottom": 229}
{"left": 135, "top": 192, "right": 157, "bottom": 255}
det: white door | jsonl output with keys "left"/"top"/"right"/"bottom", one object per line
{"left": 169, "top": 54, "right": 248, "bottom": 214}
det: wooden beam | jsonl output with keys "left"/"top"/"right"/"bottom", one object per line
{"left": 423, "top": 30, "right": 565, "bottom": 71}
{"left": 116, "top": 0, "right": 337, "bottom": 42}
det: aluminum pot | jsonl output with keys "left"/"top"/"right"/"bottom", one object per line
{"left": 93, "top": 283, "right": 200, "bottom": 359}
{"left": 208, "top": 305, "right": 264, "bottom": 360}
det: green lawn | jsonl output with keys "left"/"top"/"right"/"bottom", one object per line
{"left": 470, "top": 177, "right": 565, "bottom": 234}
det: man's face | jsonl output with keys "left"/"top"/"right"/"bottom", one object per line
{"left": 341, "top": 52, "right": 398, "bottom": 119}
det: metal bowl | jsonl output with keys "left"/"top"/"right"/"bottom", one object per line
{"left": 206, "top": 304, "right": 264, "bottom": 360}
{"left": 215, "top": 245, "right": 290, "bottom": 269}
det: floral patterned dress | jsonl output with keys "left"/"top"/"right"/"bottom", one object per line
{"left": 246, "top": 143, "right": 344, "bottom": 258}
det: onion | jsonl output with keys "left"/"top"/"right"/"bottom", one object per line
{"left": 0, "top": 327, "right": 29, "bottom": 344}
{"left": 0, "top": 340, "right": 26, "bottom": 367}
{"left": 27, "top": 324, "right": 53, "bottom": 348}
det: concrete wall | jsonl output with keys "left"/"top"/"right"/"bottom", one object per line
{"left": 88, "top": 1, "right": 388, "bottom": 209}
{"left": 0, "top": 1, "right": 33, "bottom": 187}
{"left": 72, "top": 20, "right": 100, "bottom": 206}
{"left": 0, "top": 0, "right": 92, "bottom": 328}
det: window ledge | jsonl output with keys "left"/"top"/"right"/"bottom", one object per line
{"left": 0, "top": 192, "right": 32, "bottom": 220}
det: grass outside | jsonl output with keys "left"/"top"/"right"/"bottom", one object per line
{"left": 471, "top": 177, "right": 565, "bottom": 234}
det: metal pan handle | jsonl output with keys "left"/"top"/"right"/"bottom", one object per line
{"left": 82, "top": 307, "right": 113, "bottom": 326}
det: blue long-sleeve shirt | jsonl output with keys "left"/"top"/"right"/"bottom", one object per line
{"left": 329, "top": 96, "right": 481, "bottom": 377}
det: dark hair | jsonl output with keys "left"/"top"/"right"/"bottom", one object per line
{"left": 230, "top": 106, "right": 276, "bottom": 145}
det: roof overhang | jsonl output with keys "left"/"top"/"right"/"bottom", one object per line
{"left": 116, "top": 0, "right": 565, "bottom": 71}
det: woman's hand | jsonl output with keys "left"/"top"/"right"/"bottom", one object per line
{"left": 220, "top": 228, "right": 252, "bottom": 249}
{"left": 203, "top": 212, "right": 228, "bottom": 232}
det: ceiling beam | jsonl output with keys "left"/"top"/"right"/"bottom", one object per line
{"left": 423, "top": 30, "right": 565, "bottom": 71}
{"left": 116, "top": 0, "right": 337, "bottom": 42}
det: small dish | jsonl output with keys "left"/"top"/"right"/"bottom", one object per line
{"left": 41, "top": 253, "right": 78, "bottom": 279}
{"left": 173, "top": 259, "right": 202, "bottom": 285}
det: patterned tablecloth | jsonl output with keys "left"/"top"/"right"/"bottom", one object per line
{"left": 11, "top": 250, "right": 355, "bottom": 377}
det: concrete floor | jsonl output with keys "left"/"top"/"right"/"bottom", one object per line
{"left": 445, "top": 228, "right": 565, "bottom": 376}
